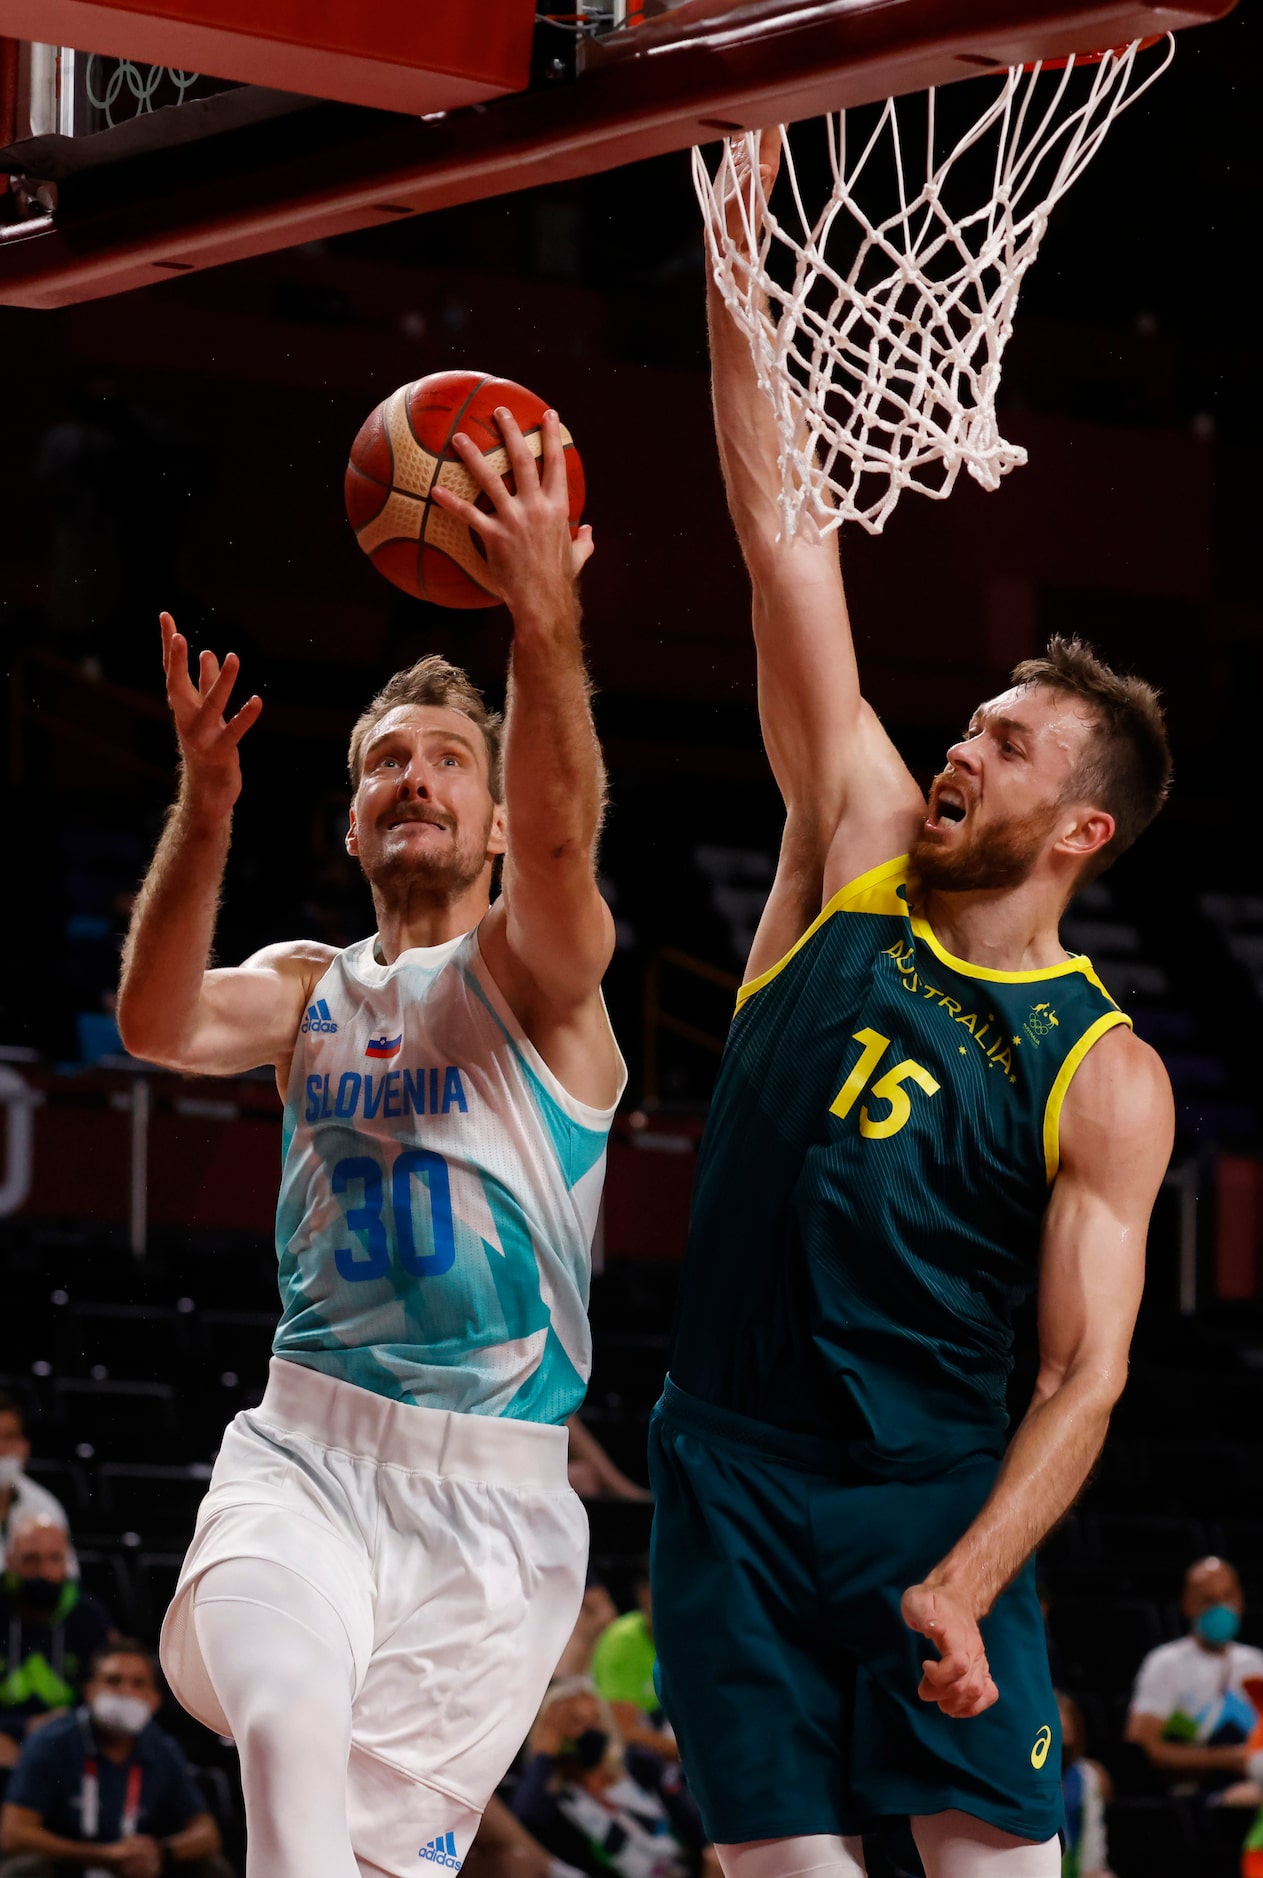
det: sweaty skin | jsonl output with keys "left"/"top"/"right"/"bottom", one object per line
{"left": 709, "top": 131, "right": 1174, "bottom": 1721}
{"left": 117, "top": 407, "right": 620, "bottom": 1114}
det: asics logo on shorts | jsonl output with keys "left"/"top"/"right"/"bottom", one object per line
{"left": 301, "top": 999, "right": 338, "bottom": 1034}
{"left": 419, "top": 1831, "right": 462, "bottom": 1868}
{"left": 1030, "top": 1725, "right": 1052, "bottom": 1769}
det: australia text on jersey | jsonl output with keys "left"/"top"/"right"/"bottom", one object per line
{"left": 304, "top": 1065, "right": 470, "bottom": 1123}
{"left": 883, "top": 940, "right": 1019, "bottom": 1081}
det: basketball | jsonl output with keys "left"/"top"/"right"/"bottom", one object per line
{"left": 344, "top": 370, "right": 586, "bottom": 609}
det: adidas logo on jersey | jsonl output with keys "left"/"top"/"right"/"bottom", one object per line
{"left": 302, "top": 999, "right": 338, "bottom": 1035}
{"left": 418, "top": 1832, "right": 462, "bottom": 1869}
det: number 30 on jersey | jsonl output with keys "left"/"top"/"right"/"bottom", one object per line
{"left": 831, "top": 1029, "right": 940, "bottom": 1140}
{"left": 331, "top": 1150, "right": 456, "bottom": 1282}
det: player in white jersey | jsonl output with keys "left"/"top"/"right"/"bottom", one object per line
{"left": 116, "top": 409, "right": 626, "bottom": 1878}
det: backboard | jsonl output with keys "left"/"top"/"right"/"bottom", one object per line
{"left": 0, "top": 0, "right": 1240, "bottom": 309}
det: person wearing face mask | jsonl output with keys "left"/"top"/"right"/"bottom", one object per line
{"left": 513, "top": 1682, "right": 709, "bottom": 1878}
{"left": 0, "top": 1640, "right": 231, "bottom": 1877}
{"left": 1125, "top": 1556, "right": 1263, "bottom": 1796}
{"left": 0, "top": 1399, "right": 72, "bottom": 1576}
{"left": 0, "top": 1520, "right": 112, "bottom": 1773}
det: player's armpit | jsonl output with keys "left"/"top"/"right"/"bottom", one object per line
{"left": 154, "top": 940, "right": 335, "bottom": 1077}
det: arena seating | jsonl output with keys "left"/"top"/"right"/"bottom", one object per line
{"left": 3, "top": 1207, "right": 1262, "bottom": 1877}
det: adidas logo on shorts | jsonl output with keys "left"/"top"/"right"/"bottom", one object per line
{"left": 301, "top": 999, "right": 338, "bottom": 1035}
{"left": 418, "top": 1832, "right": 462, "bottom": 1870}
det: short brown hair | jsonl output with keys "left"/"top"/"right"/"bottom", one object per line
{"left": 1011, "top": 635, "right": 1172, "bottom": 882}
{"left": 89, "top": 1637, "right": 159, "bottom": 1685}
{"left": 348, "top": 656, "right": 503, "bottom": 799}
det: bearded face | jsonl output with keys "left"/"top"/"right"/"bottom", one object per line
{"left": 910, "top": 779, "right": 1062, "bottom": 893}
{"left": 908, "top": 684, "right": 1109, "bottom": 896}
{"left": 346, "top": 703, "right": 505, "bottom": 905}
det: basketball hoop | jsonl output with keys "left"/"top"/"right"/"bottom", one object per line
{"left": 694, "top": 36, "right": 1175, "bottom": 537}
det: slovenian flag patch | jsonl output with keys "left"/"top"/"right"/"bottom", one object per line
{"left": 365, "top": 1031, "right": 403, "bottom": 1059}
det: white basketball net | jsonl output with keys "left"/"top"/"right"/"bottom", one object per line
{"left": 693, "top": 37, "right": 1174, "bottom": 536}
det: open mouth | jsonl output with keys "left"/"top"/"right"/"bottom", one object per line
{"left": 938, "top": 799, "right": 966, "bottom": 824}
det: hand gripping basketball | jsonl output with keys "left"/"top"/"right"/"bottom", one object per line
{"left": 430, "top": 407, "right": 594, "bottom": 620}
{"left": 901, "top": 1581, "right": 999, "bottom": 1720}
{"left": 346, "top": 371, "right": 586, "bottom": 608}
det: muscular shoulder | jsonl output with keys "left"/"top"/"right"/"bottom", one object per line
{"left": 238, "top": 939, "right": 340, "bottom": 981}
{"left": 1059, "top": 1023, "right": 1173, "bottom": 1177}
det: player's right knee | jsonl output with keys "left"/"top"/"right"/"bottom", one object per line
{"left": 715, "top": 1836, "right": 868, "bottom": 1878}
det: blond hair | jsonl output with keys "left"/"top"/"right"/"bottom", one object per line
{"left": 347, "top": 656, "right": 503, "bottom": 799}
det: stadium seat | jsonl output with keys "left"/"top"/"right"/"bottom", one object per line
{"left": 1104, "top": 1797, "right": 1197, "bottom": 1878}
{"left": 50, "top": 1377, "right": 182, "bottom": 1462}
{"left": 1087, "top": 1514, "right": 1213, "bottom": 1596}
{"left": 1047, "top": 1597, "right": 1164, "bottom": 1697}
{"left": 1153, "top": 1441, "right": 1252, "bottom": 1516}
{"left": 133, "top": 1551, "right": 188, "bottom": 1636}
{"left": 60, "top": 1301, "right": 192, "bottom": 1383}
{"left": 198, "top": 1310, "right": 276, "bottom": 1388}
{"left": 24, "top": 1455, "right": 94, "bottom": 1523}
{"left": 75, "top": 1547, "right": 139, "bottom": 1634}
{"left": 1201, "top": 1800, "right": 1255, "bottom": 1878}
{"left": 96, "top": 1461, "right": 213, "bottom": 1542}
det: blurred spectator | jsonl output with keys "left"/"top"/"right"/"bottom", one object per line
{"left": 0, "top": 1638, "right": 231, "bottom": 1876}
{"left": 513, "top": 1680, "right": 705, "bottom": 1878}
{"left": 1058, "top": 1691, "right": 1114, "bottom": 1878}
{"left": 555, "top": 1572, "right": 619, "bottom": 1682}
{"left": 0, "top": 1400, "right": 70, "bottom": 1574}
{"left": 591, "top": 1566, "right": 677, "bottom": 1762}
{"left": 566, "top": 1419, "right": 651, "bottom": 1503}
{"left": 0, "top": 1519, "right": 112, "bottom": 1770}
{"left": 1126, "top": 1556, "right": 1263, "bottom": 1795}
{"left": 464, "top": 1792, "right": 585, "bottom": 1878}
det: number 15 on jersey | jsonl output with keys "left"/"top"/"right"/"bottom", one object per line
{"left": 831, "top": 1028, "right": 940, "bottom": 1140}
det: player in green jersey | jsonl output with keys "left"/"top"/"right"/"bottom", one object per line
{"left": 649, "top": 133, "right": 1176, "bottom": 1878}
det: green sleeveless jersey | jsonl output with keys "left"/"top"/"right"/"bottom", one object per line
{"left": 670, "top": 854, "right": 1130, "bottom": 1476}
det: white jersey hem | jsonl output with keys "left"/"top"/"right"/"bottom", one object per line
{"left": 262, "top": 1355, "right": 570, "bottom": 1487}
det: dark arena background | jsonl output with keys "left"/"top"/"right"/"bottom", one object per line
{"left": 1, "top": 1, "right": 1262, "bottom": 1872}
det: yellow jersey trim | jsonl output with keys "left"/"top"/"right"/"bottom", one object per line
{"left": 735, "top": 854, "right": 910, "bottom": 1011}
{"left": 910, "top": 914, "right": 1098, "bottom": 987}
{"left": 1042, "top": 1010, "right": 1134, "bottom": 1184}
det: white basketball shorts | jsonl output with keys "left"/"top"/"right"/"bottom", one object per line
{"left": 161, "top": 1357, "right": 587, "bottom": 1866}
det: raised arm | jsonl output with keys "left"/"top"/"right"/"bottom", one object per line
{"left": 900, "top": 1026, "right": 1174, "bottom": 1717}
{"left": 117, "top": 615, "right": 332, "bottom": 1079}
{"left": 708, "top": 132, "right": 924, "bottom": 975}
{"left": 431, "top": 409, "right": 621, "bottom": 1110}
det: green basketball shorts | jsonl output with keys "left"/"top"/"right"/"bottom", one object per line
{"left": 648, "top": 1380, "right": 1062, "bottom": 1847}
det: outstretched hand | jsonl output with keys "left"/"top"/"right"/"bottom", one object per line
{"left": 721, "top": 126, "right": 783, "bottom": 246}
{"left": 429, "top": 406, "right": 593, "bottom": 621}
{"left": 901, "top": 1581, "right": 998, "bottom": 1719}
{"left": 160, "top": 611, "right": 262, "bottom": 815}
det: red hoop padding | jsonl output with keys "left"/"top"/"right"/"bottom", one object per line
{"left": 1021, "top": 31, "right": 1163, "bottom": 71}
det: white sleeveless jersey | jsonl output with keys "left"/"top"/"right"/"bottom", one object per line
{"left": 272, "top": 927, "right": 625, "bottom": 1424}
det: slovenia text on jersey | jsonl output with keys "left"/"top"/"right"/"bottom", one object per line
{"left": 273, "top": 927, "right": 625, "bottom": 1423}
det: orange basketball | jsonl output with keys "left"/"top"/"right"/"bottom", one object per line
{"left": 345, "top": 370, "right": 585, "bottom": 609}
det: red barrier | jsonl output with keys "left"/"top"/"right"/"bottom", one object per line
{"left": 0, "top": 1059, "right": 698, "bottom": 1259}
{"left": 1216, "top": 1155, "right": 1263, "bottom": 1300}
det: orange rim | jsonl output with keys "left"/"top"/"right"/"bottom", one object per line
{"left": 1020, "top": 31, "right": 1163, "bottom": 72}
